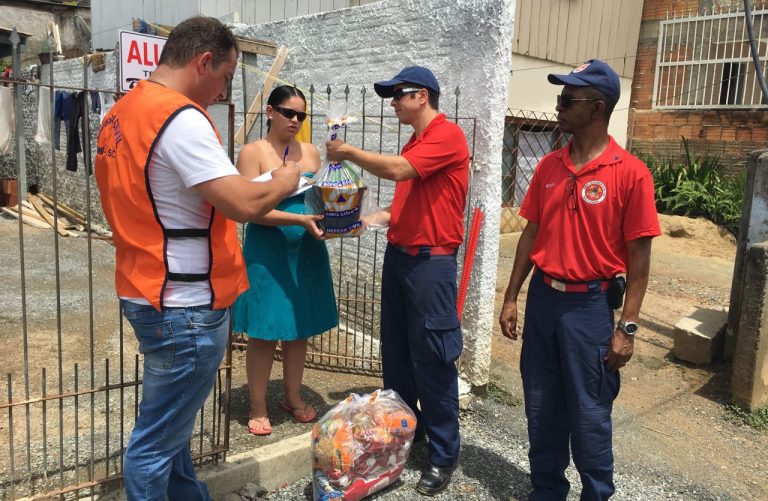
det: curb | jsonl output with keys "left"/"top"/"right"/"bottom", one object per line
{"left": 202, "top": 431, "right": 313, "bottom": 498}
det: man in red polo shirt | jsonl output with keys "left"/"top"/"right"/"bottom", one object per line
{"left": 326, "top": 65, "right": 469, "bottom": 496}
{"left": 498, "top": 59, "right": 660, "bottom": 500}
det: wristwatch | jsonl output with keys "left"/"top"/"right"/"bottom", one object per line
{"left": 617, "top": 320, "right": 639, "bottom": 336}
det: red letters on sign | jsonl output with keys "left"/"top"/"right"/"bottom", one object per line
{"left": 125, "top": 40, "right": 161, "bottom": 66}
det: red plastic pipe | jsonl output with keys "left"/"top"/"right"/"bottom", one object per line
{"left": 457, "top": 206, "right": 484, "bottom": 320}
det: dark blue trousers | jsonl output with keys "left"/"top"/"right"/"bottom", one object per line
{"left": 521, "top": 272, "right": 620, "bottom": 501}
{"left": 380, "top": 244, "right": 463, "bottom": 467}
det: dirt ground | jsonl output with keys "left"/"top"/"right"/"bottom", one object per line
{"left": 491, "top": 214, "right": 767, "bottom": 500}
{"left": 1, "top": 212, "right": 767, "bottom": 499}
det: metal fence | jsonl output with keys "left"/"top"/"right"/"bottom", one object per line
{"left": 0, "top": 55, "right": 233, "bottom": 501}
{"left": 501, "top": 108, "right": 565, "bottom": 229}
{"left": 654, "top": 5, "right": 768, "bottom": 109}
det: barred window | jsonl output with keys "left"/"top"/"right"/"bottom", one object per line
{"left": 653, "top": 8, "right": 768, "bottom": 109}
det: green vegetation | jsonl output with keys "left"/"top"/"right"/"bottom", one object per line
{"left": 641, "top": 138, "right": 745, "bottom": 237}
{"left": 724, "top": 404, "right": 768, "bottom": 432}
{"left": 487, "top": 382, "right": 521, "bottom": 407}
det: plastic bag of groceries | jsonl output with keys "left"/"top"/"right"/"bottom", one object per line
{"left": 311, "top": 389, "right": 417, "bottom": 501}
{"left": 305, "top": 103, "right": 372, "bottom": 238}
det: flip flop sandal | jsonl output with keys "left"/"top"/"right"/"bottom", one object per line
{"left": 280, "top": 401, "right": 317, "bottom": 423}
{"left": 248, "top": 416, "right": 272, "bottom": 436}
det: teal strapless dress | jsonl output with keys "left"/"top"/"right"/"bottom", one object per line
{"left": 232, "top": 188, "right": 338, "bottom": 341}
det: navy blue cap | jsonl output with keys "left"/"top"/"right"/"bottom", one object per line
{"left": 547, "top": 59, "right": 620, "bottom": 105}
{"left": 374, "top": 66, "right": 440, "bottom": 98}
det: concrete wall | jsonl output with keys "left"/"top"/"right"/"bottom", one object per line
{"left": 507, "top": 53, "right": 631, "bottom": 147}
{"left": 234, "top": 0, "right": 515, "bottom": 387}
{"left": 726, "top": 150, "right": 768, "bottom": 359}
{"left": 731, "top": 240, "right": 768, "bottom": 411}
{"left": 1, "top": 1, "right": 91, "bottom": 65}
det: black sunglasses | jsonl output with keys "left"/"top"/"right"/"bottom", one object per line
{"left": 565, "top": 175, "right": 578, "bottom": 211}
{"left": 392, "top": 87, "right": 423, "bottom": 101}
{"left": 557, "top": 94, "right": 602, "bottom": 109}
{"left": 274, "top": 106, "right": 308, "bottom": 122}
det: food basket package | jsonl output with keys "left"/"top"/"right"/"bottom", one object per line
{"left": 311, "top": 389, "right": 417, "bottom": 501}
{"left": 305, "top": 104, "right": 368, "bottom": 238}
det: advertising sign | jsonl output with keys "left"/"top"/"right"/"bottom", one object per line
{"left": 119, "top": 31, "right": 167, "bottom": 92}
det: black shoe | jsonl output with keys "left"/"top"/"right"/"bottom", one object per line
{"left": 415, "top": 463, "right": 455, "bottom": 496}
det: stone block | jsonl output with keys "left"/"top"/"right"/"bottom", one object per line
{"left": 673, "top": 306, "right": 728, "bottom": 364}
{"left": 201, "top": 431, "right": 312, "bottom": 497}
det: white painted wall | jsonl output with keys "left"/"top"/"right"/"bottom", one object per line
{"left": 507, "top": 53, "right": 631, "bottom": 147}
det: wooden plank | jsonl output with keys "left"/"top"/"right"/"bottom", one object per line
{"left": 588, "top": 0, "right": 605, "bottom": 58}
{"left": 544, "top": 0, "right": 560, "bottom": 61}
{"left": 1, "top": 207, "right": 52, "bottom": 229}
{"left": 252, "top": 0, "right": 270, "bottom": 24}
{"left": 28, "top": 195, "right": 77, "bottom": 237}
{"left": 236, "top": 37, "right": 278, "bottom": 57}
{"left": 576, "top": 0, "right": 600, "bottom": 62}
{"left": 564, "top": 0, "right": 583, "bottom": 64}
{"left": 537, "top": 0, "right": 552, "bottom": 60}
{"left": 37, "top": 192, "right": 88, "bottom": 226}
{"left": 529, "top": 0, "right": 542, "bottom": 58}
{"left": 511, "top": 0, "right": 523, "bottom": 53}
{"left": 622, "top": 0, "right": 645, "bottom": 78}
{"left": 271, "top": 0, "right": 284, "bottom": 20}
{"left": 234, "top": 47, "right": 289, "bottom": 145}
{"left": 555, "top": 0, "right": 571, "bottom": 63}
{"left": 308, "top": 0, "right": 322, "bottom": 16}
{"left": 597, "top": 0, "right": 616, "bottom": 61}
{"left": 614, "top": 0, "right": 635, "bottom": 76}
{"left": 517, "top": 0, "right": 532, "bottom": 56}
{"left": 604, "top": 0, "right": 622, "bottom": 67}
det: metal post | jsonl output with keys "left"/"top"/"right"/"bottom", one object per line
{"left": 10, "top": 28, "right": 26, "bottom": 193}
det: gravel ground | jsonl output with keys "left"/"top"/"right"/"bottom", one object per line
{"left": 222, "top": 397, "right": 736, "bottom": 501}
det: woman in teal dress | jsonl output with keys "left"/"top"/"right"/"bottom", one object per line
{"left": 233, "top": 85, "right": 337, "bottom": 435}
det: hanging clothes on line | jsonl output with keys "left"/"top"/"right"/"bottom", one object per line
{"left": 54, "top": 90, "right": 72, "bottom": 151}
{"left": 66, "top": 91, "right": 87, "bottom": 173}
{"left": 35, "top": 86, "right": 52, "bottom": 145}
{"left": 98, "top": 91, "right": 114, "bottom": 124}
{"left": 0, "top": 86, "right": 14, "bottom": 155}
{"left": 90, "top": 91, "right": 100, "bottom": 115}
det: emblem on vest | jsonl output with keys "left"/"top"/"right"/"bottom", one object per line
{"left": 581, "top": 180, "right": 606, "bottom": 204}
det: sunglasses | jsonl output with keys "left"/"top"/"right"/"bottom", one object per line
{"left": 565, "top": 175, "right": 578, "bottom": 211}
{"left": 557, "top": 94, "right": 602, "bottom": 109}
{"left": 392, "top": 87, "right": 423, "bottom": 101}
{"left": 273, "top": 106, "right": 308, "bottom": 122}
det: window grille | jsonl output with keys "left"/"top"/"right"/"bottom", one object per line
{"left": 653, "top": 7, "right": 768, "bottom": 109}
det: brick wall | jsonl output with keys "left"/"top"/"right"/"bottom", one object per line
{"left": 629, "top": 0, "right": 768, "bottom": 172}
{"left": 629, "top": 109, "right": 768, "bottom": 171}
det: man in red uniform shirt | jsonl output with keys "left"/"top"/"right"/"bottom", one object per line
{"left": 498, "top": 59, "right": 661, "bottom": 500}
{"left": 326, "top": 66, "right": 470, "bottom": 496}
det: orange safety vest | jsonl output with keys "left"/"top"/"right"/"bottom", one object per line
{"left": 95, "top": 80, "right": 248, "bottom": 311}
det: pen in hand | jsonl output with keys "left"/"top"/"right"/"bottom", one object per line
{"left": 282, "top": 145, "right": 289, "bottom": 165}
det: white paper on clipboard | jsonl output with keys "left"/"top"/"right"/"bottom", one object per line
{"left": 251, "top": 170, "right": 313, "bottom": 198}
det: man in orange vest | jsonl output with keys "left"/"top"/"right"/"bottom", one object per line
{"left": 95, "top": 17, "right": 298, "bottom": 501}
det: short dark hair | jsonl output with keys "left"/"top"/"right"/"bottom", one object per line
{"left": 266, "top": 85, "right": 307, "bottom": 130}
{"left": 158, "top": 16, "right": 239, "bottom": 69}
{"left": 582, "top": 86, "right": 616, "bottom": 120}
{"left": 405, "top": 84, "right": 439, "bottom": 110}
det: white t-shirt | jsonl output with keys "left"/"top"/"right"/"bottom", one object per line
{"left": 121, "top": 108, "right": 239, "bottom": 307}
